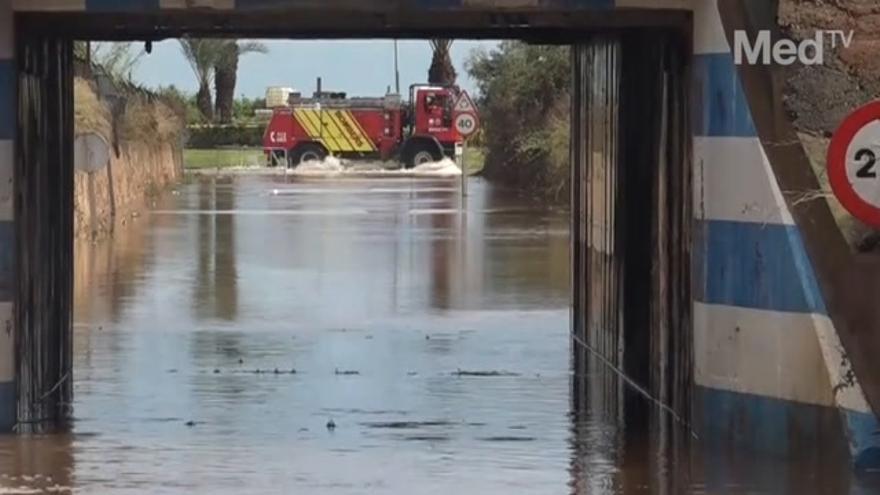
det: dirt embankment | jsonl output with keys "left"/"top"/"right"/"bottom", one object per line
{"left": 779, "top": 0, "right": 880, "bottom": 133}
{"left": 74, "top": 77, "right": 183, "bottom": 240}
{"left": 778, "top": 0, "right": 880, "bottom": 247}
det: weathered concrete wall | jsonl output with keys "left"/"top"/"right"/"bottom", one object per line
{"left": 73, "top": 78, "right": 182, "bottom": 240}
{"left": 73, "top": 142, "right": 181, "bottom": 240}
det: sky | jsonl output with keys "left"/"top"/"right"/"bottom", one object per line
{"left": 131, "top": 39, "right": 499, "bottom": 100}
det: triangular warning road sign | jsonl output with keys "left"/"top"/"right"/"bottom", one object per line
{"left": 454, "top": 91, "right": 477, "bottom": 114}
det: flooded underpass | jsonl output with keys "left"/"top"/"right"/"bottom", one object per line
{"left": 1, "top": 174, "right": 879, "bottom": 494}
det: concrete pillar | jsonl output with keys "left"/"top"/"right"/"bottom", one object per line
{"left": 0, "top": 0, "right": 16, "bottom": 431}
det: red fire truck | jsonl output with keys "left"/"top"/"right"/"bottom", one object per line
{"left": 263, "top": 84, "right": 466, "bottom": 169}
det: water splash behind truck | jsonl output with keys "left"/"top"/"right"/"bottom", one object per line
{"left": 263, "top": 83, "right": 467, "bottom": 169}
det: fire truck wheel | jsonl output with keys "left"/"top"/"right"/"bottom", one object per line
{"left": 289, "top": 144, "right": 327, "bottom": 167}
{"left": 404, "top": 144, "right": 442, "bottom": 169}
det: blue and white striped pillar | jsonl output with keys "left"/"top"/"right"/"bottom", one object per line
{"left": 0, "top": 0, "right": 16, "bottom": 432}
{"left": 687, "top": 0, "right": 880, "bottom": 467}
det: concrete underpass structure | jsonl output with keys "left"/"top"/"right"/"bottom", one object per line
{"left": 0, "top": 0, "right": 14, "bottom": 434}
{"left": 1, "top": 0, "right": 879, "bottom": 469}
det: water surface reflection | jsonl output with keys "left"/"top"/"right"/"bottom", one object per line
{"left": 0, "top": 175, "right": 874, "bottom": 493}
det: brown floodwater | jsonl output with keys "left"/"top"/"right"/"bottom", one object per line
{"left": 0, "top": 172, "right": 878, "bottom": 494}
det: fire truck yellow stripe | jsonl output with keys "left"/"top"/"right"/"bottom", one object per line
{"left": 293, "top": 108, "right": 376, "bottom": 154}
{"left": 299, "top": 110, "right": 334, "bottom": 150}
{"left": 340, "top": 110, "right": 376, "bottom": 152}
{"left": 293, "top": 109, "right": 320, "bottom": 140}
{"left": 319, "top": 111, "right": 356, "bottom": 152}
{"left": 318, "top": 110, "right": 354, "bottom": 153}
{"left": 324, "top": 110, "right": 357, "bottom": 151}
{"left": 296, "top": 109, "right": 345, "bottom": 153}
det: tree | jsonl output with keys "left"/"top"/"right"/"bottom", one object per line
{"left": 155, "top": 85, "right": 204, "bottom": 124}
{"left": 179, "top": 38, "right": 223, "bottom": 121}
{"left": 466, "top": 42, "right": 571, "bottom": 198}
{"left": 214, "top": 40, "right": 267, "bottom": 124}
{"left": 428, "top": 39, "right": 457, "bottom": 85}
{"left": 76, "top": 42, "right": 144, "bottom": 82}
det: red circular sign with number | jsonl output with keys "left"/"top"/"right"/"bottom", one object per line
{"left": 828, "top": 101, "right": 880, "bottom": 228}
{"left": 454, "top": 112, "right": 479, "bottom": 138}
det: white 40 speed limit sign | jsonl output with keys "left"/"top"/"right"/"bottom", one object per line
{"left": 828, "top": 101, "right": 880, "bottom": 227}
{"left": 454, "top": 112, "right": 479, "bottom": 138}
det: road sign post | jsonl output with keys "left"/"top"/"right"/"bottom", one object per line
{"left": 453, "top": 90, "right": 480, "bottom": 203}
{"left": 462, "top": 141, "right": 468, "bottom": 199}
{"left": 828, "top": 101, "right": 880, "bottom": 228}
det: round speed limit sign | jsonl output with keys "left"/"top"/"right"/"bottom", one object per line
{"left": 454, "top": 112, "right": 479, "bottom": 138}
{"left": 828, "top": 101, "right": 880, "bottom": 227}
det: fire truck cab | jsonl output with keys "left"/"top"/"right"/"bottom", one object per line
{"left": 263, "top": 84, "right": 465, "bottom": 169}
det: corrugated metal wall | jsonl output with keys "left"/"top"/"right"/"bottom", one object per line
{"left": 15, "top": 35, "right": 74, "bottom": 432}
{"left": 571, "top": 37, "right": 624, "bottom": 418}
{"left": 572, "top": 31, "right": 692, "bottom": 425}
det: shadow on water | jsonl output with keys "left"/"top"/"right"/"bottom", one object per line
{"left": 568, "top": 357, "right": 880, "bottom": 494}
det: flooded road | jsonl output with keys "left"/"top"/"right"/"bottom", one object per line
{"left": 1, "top": 174, "right": 878, "bottom": 493}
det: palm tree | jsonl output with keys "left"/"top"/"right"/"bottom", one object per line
{"left": 428, "top": 39, "right": 456, "bottom": 85}
{"left": 179, "top": 38, "right": 223, "bottom": 121}
{"left": 214, "top": 40, "right": 267, "bottom": 124}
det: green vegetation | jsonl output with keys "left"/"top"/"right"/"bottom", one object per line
{"left": 463, "top": 146, "right": 485, "bottom": 175}
{"left": 428, "top": 40, "right": 456, "bottom": 85}
{"left": 74, "top": 76, "right": 183, "bottom": 147}
{"left": 73, "top": 42, "right": 185, "bottom": 149}
{"left": 179, "top": 38, "right": 267, "bottom": 123}
{"left": 74, "top": 42, "right": 145, "bottom": 83}
{"left": 156, "top": 85, "right": 267, "bottom": 126}
{"left": 179, "top": 39, "right": 219, "bottom": 120}
{"left": 214, "top": 41, "right": 268, "bottom": 124}
{"left": 184, "top": 148, "right": 265, "bottom": 169}
{"left": 187, "top": 124, "right": 264, "bottom": 148}
{"left": 467, "top": 42, "right": 570, "bottom": 200}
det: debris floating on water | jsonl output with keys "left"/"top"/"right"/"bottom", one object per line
{"left": 452, "top": 369, "right": 520, "bottom": 377}
{"left": 478, "top": 436, "right": 536, "bottom": 442}
{"left": 362, "top": 420, "right": 452, "bottom": 429}
{"left": 404, "top": 435, "right": 450, "bottom": 442}
{"left": 215, "top": 368, "right": 303, "bottom": 375}
{"left": 335, "top": 368, "right": 360, "bottom": 376}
